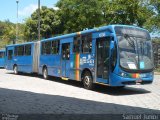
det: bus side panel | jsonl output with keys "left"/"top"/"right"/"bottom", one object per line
{"left": 79, "top": 53, "right": 95, "bottom": 80}
{"left": 12, "top": 43, "right": 34, "bottom": 73}
{"left": 69, "top": 39, "right": 96, "bottom": 81}
{"left": 0, "top": 58, "right": 5, "bottom": 67}
{"left": 0, "top": 51, "right": 5, "bottom": 68}
{"left": 39, "top": 55, "right": 61, "bottom": 77}
{"left": 49, "top": 55, "right": 61, "bottom": 77}
{"left": 13, "top": 56, "right": 33, "bottom": 73}
{"left": 0, "top": 57, "right": 5, "bottom": 68}
{"left": 69, "top": 53, "right": 80, "bottom": 80}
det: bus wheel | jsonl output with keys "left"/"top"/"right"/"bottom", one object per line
{"left": 43, "top": 67, "right": 48, "bottom": 80}
{"left": 13, "top": 65, "right": 18, "bottom": 75}
{"left": 83, "top": 71, "right": 94, "bottom": 90}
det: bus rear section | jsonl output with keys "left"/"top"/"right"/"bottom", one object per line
{"left": 0, "top": 50, "right": 5, "bottom": 68}
{"left": 5, "top": 42, "right": 40, "bottom": 74}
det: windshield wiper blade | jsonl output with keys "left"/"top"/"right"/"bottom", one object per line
{"left": 124, "top": 34, "right": 136, "bottom": 51}
{"left": 124, "top": 35, "right": 139, "bottom": 68}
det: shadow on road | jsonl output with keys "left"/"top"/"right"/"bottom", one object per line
{"left": 6, "top": 72, "right": 151, "bottom": 96}
{"left": 0, "top": 88, "right": 159, "bottom": 120}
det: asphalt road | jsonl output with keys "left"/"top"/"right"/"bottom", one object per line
{"left": 0, "top": 69, "right": 160, "bottom": 115}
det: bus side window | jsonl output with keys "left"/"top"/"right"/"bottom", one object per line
{"left": 73, "top": 36, "right": 81, "bottom": 53}
{"left": 82, "top": 34, "right": 92, "bottom": 53}
{"left": 41, "top": 42, "right": 46, "bottom": 55}
{"left": 51, "top": 40, "right": 59, "bottom": 54}
{"left": 45, "top": 41, "right": 51, "bottom": 55}
{"left": 14, "top": 47, "right": 18, "bottom": 56}
{"left": 17, "top": 45, "right": 24, "bottom": 56}
{"left": 24, "top": 44, "right": 31, "bottom": 56}
{"left": 8, "top": 50, "right": 13, "bottom": 60}
{"left": 6, "top": 48, "right": 7, "bottom": 56}
{"left": 0, "top": 52, "right": 3, "bottom": 58}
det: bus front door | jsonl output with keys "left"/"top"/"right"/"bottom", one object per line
{"left": 6, "top": 47, "right": 14, "bottom": 70}
{"left": 96, "top": 37, "right": 110, "bottom": 83}
{"left": 61, "top": 43, "right": 70, "bottom": 78}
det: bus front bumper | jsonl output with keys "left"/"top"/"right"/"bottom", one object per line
{"left": 109, "top": 73, "right": 153, "bottom": 86}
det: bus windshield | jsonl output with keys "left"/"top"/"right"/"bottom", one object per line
{"left": 115, "top": 27, "right": 154, "bottom": 71}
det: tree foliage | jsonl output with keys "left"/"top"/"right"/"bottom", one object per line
{"left": 24, "top": 6, "right": 61, "bottom": 41}
{"left": 144, "top": 0, "right": 160, "bottom": 33}
{"left": 23, "top": 0, "right": 160, "bottom": 40}
{"left": 0, "top": 20, "right": 25, "bottom": 49}
{"left": 56, "top": 0, "right": 155, "bottom": 33}
{"left": 56, "top": 0, "right": 104, "bottom": 33}
{"left": 0, "top": 0, "right": 160, "bottom": 48}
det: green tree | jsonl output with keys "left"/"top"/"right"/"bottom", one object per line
{"left": 0, "top": 20, "right": 25, "bottom": 49}
{"left": 56, "top": 0, "right": 155, "bottom": 34}
{"left": 24, "top": 6, "right": 61, "bottom": 41}
{"left": 0, "top": 20, "right": 16, "bottom": 49}
{"left": 56, "top": 0, "right": 104, "bottom": 33}
{"left": 23, "top": 0, "right": 159, "bottom": 38}
{"left": 105, "top": 0, "right": 154, "bottom": 26}
{"left": 144, "top": 0, "right": 160, "bottom": 33}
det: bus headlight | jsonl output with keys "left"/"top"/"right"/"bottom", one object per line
{"left": 119, "top": 72, "right": 129, "bottom": 78}
{"left": 119, "top": 71, "right": 140, "bottom": 78}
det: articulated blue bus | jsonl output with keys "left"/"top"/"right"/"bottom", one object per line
{"left": 5, "top": 25, "right": 154, "bottom": 89}
{"left": 5, "top": 42, "right": 40, "bottom": 74}
{"left": 0, "top": 49, "right": 5, "bottom": 68}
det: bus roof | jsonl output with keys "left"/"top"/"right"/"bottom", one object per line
{"left": 41, "top": 24, "right": 149, "bottom": 42}
{"left": 5, "top": 24, "right": 149, "bottom": 46}
{"left": 41, "top": 25, "right": 113, "bottom": 42}
{"left": 6, "top": 41, "right": 35, "bottom": 47}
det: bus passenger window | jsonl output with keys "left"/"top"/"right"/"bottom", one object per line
{"left": 73, "top": 36, "right": 81, "bottom": 53}
{"left": 24, "top": 44, "right": 31, "bottom": 56}
{"left": 45, "top": 41, "right": 51, "bottom": 55}
{"left": 42, "top": 42, "right": 46, "bottom": 55}
{"left": 8, "top": 50, "right": 13, "bottom": 60}
{"left": 0, "top": 52, "right": 4, "bottom": 58}
{"left": 82, "top": 34, "right": 92, "bottom": 53}
{"left": 51, "top": 40, "right": 59, "bottom": 54}
{"left": 14, "top": 47, "right": 18, "bottom": 56}
{"left": 17, "top": 46, "right": 24, "bottom": 56}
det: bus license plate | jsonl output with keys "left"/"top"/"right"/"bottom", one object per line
{"left": 136, "top": 80, "right": 142, "bottom": 83}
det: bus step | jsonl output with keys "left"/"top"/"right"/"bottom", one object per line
{"left": 96, "top": 82, "right": 109, "bottom": 86}
{"left": 61, "top": 77, "right": 69, "bottom": 80}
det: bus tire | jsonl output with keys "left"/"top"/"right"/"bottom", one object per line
{"left": 82, "top": 71, "right": 94, "bottom": 90}
{"left": 43, "top": 67, "right": 48, "bottom": 80}
{"left": 13, "top": 65, "right": 18, "bottom": 75}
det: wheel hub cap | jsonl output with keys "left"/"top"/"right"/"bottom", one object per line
{"left": 84, "top": 76, "right": 90, "bottom": 85}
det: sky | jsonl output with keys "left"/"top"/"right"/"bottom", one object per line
{"left": 0, "top": 0, "right": 59, "bottom": 23}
